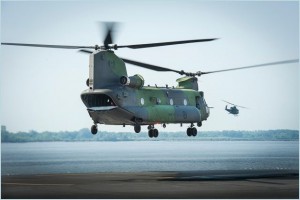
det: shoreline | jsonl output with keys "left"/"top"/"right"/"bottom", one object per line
{"left": 2, "top": 139, "right": 299, "bottom": 143}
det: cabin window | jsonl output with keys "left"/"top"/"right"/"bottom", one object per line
{"left": 170, "top": 98, "right": 174, "bottom": 105}
{"left": 183, "top": 99, "right": 187, "bottom": 106}
{"left": 141, "top": 98, "right": 145, "bottom": 105}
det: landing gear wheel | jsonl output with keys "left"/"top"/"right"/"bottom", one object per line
{"left": 153, "top": 129, "right": 159, "bottom": 138}
{"left": 91, "top": 124, "right": 98, "bottom": 135}
{"left": 192, "top": 127, "right": 197, "bottom": 136}
{"left": 187, "top": 128, "right": 192, "bottom": 137}
{"left": 148, "top": 129, "right": 154, "bottom": 138}
{"left": 134, "top": 124, "right": 141, "bottom": 133}
{"left": 86, "top": 78, "right": 89, "bottom": 87}
{"left": 148, "top": 126, "right": 158, "bottom": 138}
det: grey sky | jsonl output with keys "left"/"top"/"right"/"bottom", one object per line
{"left": 1, "top": 1, "right": 299, "bottom": 133}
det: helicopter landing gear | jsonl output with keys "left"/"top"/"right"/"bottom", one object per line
{"left": 91, "top": 124, "right": 98, "bottom": 135}
{"left": 148, "top": 129, "right": 159, "bottom": 138}
{"left": 147, "top": 125, "right": 158, "bottom": 138}
{"left": 187, "top": 127, "right": 197, "bottom": 137}
{"left": 187, "top": 124, "right": 197, "bottom": 137}
{"left": 197, "top": 121, "right": 202, "bottom": 127}
{"left": 134, "top": 124, "right": 141, "bottom": 133}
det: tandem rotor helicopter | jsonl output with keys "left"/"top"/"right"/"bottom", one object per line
{"left": 223, "top": 100, "right": 248, "bottom": 116}
{"left": 1, "top": 23, "right": 298, "bottom": 138}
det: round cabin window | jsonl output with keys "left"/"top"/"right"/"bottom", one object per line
{"left": 183, "top": 99, "right": 187, "bottom": 106}
{"left": 141, "top": 98, "right": 144, "bottom": 105}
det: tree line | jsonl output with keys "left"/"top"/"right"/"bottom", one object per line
{"left": 1, "top": 128, "right": 298, "bottom": 142}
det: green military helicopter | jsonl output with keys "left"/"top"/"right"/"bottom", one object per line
{"left": 1, "top": 23, "right": 298, "bottom": 138}
{"left": 223, "top": 100, "right": 248, "bottom": 116}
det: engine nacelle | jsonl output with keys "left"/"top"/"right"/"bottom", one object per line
{"left": 120, "top": 74, "right": 144, "bottom": 89}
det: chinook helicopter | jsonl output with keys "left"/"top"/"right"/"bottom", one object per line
{"left": 223, "top": 100, "right": 248, "bottom": 116}
{"left": 1, "top": 23, "right": 299, "bottom": 138}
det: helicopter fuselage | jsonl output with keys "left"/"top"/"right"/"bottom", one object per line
{"left": 225, "top": 105, "right": 239, "bottom": 115}
{"left": 80, "top": 50, "right": 210, "bottom": 128}
{"left": 81, "top": 86, "right": 210, "bottom": 126}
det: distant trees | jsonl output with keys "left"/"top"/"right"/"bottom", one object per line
{"left": 1, "top": 128, "right": 298, "bottom": 143}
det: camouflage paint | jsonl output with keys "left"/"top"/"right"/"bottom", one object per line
{"left": 176, "top": 76, "right": 198, "bottom": 90}
{"left": 130, "top": 87, "right": 201, "bottom": 123}
{"left": 90, "top": 51, "right": 127, "bottom": 89}
{"left": 82, "top": 50, "right": 210, "bottom": 126}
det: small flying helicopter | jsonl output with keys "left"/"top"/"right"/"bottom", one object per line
{"left": 1, "top": 23, "right": 298, "bottom": 138}
{"left": 223, "top": 100, "right": 248, "bottom": 116}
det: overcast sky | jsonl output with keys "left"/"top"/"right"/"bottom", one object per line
{"left": 1, "top": 1, "right": 299, "bottom": 133}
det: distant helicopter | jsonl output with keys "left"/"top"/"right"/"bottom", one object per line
{"left": 223, "top": 100, "right": 248, "bottom": 116}
{"left": 1, "top": 23, "right": 298, "bottom": 138}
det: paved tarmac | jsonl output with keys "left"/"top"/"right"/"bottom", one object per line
{"left": 1, "top": 170, "right": 298, "bottom": 199}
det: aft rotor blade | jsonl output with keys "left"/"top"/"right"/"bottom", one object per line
{"left": 202, "top": 59, "right": 299, "bottom": 75}
{"left": 121, "top": 58, "right": 183, "bottom": 74}
{"left": 117, "top": 38, "right": 218, "bottom": 49}
{"left": 1, "top": 42, "right": 95, "bottom": 49}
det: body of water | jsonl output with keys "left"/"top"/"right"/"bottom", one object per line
{"left": 1, "top": 141, "right": 298, "bottom": 175}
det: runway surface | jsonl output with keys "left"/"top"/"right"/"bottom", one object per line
{"left": 1, "top": 170, "right": 298, "bottom": 199}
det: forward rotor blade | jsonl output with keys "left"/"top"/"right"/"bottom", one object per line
{"left": 117, "top": 38, "right": 218, "bottom": 49}
{"left": 121, "top": 58, "right": 183, "bottom": 74}
{"left": 1, "top": 43, "right": 94, "bottom": 49}
{"left": 2, "top": 37, "right": 217, "bottom": 50}
{"left": 102, "top": 22, "right": 116, "bottom": 46}
{"left": 202, "top": 59, "right": 299, "bottom": 75}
